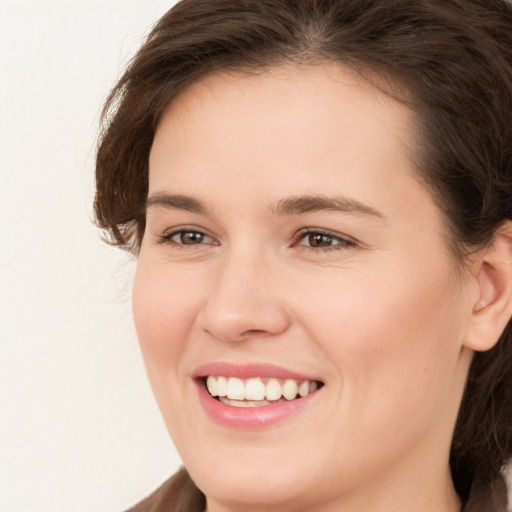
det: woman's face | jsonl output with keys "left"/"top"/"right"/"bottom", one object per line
{"left": 133, "top": 64, "right": 475, "bottom": 511}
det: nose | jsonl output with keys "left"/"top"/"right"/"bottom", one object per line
{"left": 198, "top": 249, "right": 291, "bottom": 343}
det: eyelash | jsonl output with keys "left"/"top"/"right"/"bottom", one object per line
{"left": 157, "top": 227, "right": 356, "bottom": 252}
{"left": 157, "top": 227, "right": 216, "bottom": 247}
{"left": 294, "top": 228, "right": 356, "bottom": 252}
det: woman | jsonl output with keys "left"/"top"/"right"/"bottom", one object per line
{"left": 94, "top": 0, "right": 512, "bottom": 511}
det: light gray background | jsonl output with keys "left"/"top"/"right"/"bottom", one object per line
{"left": 0, "top": 2, "right": 181, "bottom": 511}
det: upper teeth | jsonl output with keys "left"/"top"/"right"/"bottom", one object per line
{"left": 206, "top": 376, "right": 318, "bottom": 401}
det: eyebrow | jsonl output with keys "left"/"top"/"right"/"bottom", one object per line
{"left": 272, "top": 195, "right": 384, "bottom": 219}
{"left": 146, "top": 194, "right": 207, "bottom": 214}
{"left": 145, "top": 193, "right": 384, "bottom": 219}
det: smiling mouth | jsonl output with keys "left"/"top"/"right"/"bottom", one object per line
{"left": 203, "top": 376, "right": 324, "bottom": 408}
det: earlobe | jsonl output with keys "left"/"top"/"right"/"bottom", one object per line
{"left": 464, "top": 221, "right": 512, "bottom": 352}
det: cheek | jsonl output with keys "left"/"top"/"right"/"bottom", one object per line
{"left": 132, "top": 260, "right": 203, "bottom": 373}
{"left": 132, "top": 259, "right": 209, "bottom": 441}
{"left": 294, "top": 255, "right": 465, "bottom": 421}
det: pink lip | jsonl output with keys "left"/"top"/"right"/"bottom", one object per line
{"left": 192, "top": 362, "right": 323, "bottom": 429}
{"left": 195, "top": 381, "right": 319, "bottom": 429}
{"left": 193, "top": 361, "right": 321, "bottom": 382}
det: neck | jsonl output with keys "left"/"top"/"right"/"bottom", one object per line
{"left": 205, "top": 469, "right": 461, "bottom": 512}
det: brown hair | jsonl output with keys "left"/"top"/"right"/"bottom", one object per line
{"left": 95, "top": 0, "right": 512, "bottom": 501}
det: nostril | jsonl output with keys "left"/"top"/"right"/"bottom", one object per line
{"left": 241, "top": 329, "right": 269, "bottom": 336}
{"left": 202, "top": 325, "right": 281, "bottom": 344}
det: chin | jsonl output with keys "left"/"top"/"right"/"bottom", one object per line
{"left": 191, "top": 460, "right": 315, "bottom": 511}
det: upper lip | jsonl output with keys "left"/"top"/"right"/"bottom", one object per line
{"left": 192, "top": 361, "right": 323, "bottom": 382}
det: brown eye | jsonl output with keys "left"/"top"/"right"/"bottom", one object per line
{"left": 160, "top": 229, "right": 215, "bottom": 246}
{"left": 297, "top": 230, "right": 354, "bottom": 250}
{"left": 307, "top": 233, "right": 336, "bottom": 248}
{"left": 178, "top": 231, "right": 205, "bottom": 244}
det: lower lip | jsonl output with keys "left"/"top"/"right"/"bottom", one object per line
{"left": 195, "top": 380, "right": 319, "bottom": 429}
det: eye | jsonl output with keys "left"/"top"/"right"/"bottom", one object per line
{"left": 296, "top": 229, "right": 355, "bottom": 250}
{"left": 158, "top": 229, "right": 215, "bottom": 246}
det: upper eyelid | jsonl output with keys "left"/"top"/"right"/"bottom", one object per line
{"left": 294, "top": 227, "right": 356, "bottom": 243}
{"left": 163, "top": 225, "right": 213, "bottom": 237}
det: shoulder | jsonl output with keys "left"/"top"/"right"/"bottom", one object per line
{"left": 124, "top": 467, "right": 205, "bottom": 512}
{"left": 464, "top": 471, "right": 510, "bottom": 512}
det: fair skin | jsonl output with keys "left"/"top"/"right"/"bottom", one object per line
{"left": 132, "top": 64, "right": 510, "bottom": 512}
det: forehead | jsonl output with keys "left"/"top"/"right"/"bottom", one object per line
{"left": 149, "top": 63, "right": 420, "bottom": 209}
{"left": 155, "top": 63, "right": 415, "bottom": 153}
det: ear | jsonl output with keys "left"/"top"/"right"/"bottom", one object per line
{"left": 464, "top": 221, "right": 512, "bottom": 352}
